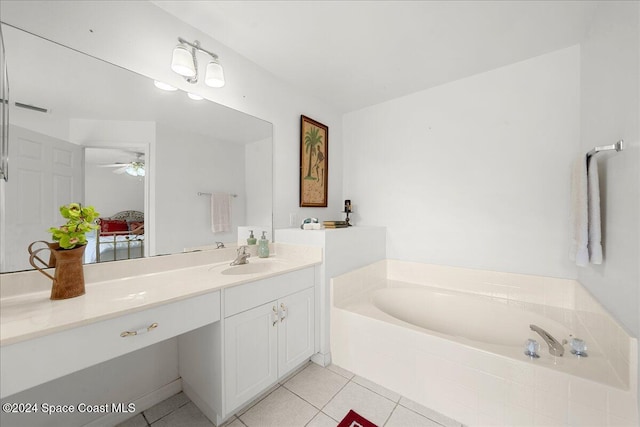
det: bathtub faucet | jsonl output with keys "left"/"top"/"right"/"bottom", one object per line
{"left": 530, "top": 324, "right": 564, "bottom": 357}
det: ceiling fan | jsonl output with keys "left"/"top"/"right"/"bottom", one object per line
{"left": 98, "top": 153, "right": 145, "bottom": 177}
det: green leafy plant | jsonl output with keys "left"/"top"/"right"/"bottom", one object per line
{"left": 48, "top": 203, "right": 100, "bottom": 249}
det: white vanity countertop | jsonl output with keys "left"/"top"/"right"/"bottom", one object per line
{"left": 0, "top": 244, "right": 322, "bottom": 346}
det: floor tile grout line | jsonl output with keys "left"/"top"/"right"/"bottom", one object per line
{"left": 280, "top": 367, "right": 350, "bottom": 413}
{"left": 349, "top": 375, "right": 399, "bottom": 404}
{"left": 142, "top": 394, "right": 193, "bottom": 426}
{"left": 236, "top": 384, "right": 282, "bottom": 419}
{"left": 302, "top": 409, "right": 323, "bottom": 427}
{"left": 277, "top": 369, "right": 348, "bottom": 424}
{"left": 394, "top": 403, "right": 448, "bottom": 427}
{"left": 395, "top": 400, "right": 454, "bottom": 427}
{"left": 382, "top": 401, "right": 399, "bottom": 427}
{"left": 318, "top": 370, "right": 355, "bottom": 413}
{"left": 325, "top": 365, "right": 356, "bottom": 381}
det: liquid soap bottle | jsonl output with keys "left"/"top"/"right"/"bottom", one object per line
{"left": 258, "top": 231, "right": 270, "bottom": 258}
{"left": 247, "top": 230, "right": 257, "bottom": 245}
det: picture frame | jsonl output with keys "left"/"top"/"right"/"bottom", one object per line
{"left": 300, "top": 115, "right": 328, "bottom": 207}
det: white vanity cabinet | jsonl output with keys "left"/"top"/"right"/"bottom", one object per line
{"left": 179, "top": 266, "right": 317, "bottom": 425}
{"left": 224, "top": 286, "right": 314, "bottom": 411}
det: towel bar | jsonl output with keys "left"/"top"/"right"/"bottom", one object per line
{"left": 197, "top": 192, "right": 238, "bottom": 198}
{"left": 586, "top": 140, "right": 623, "bottom": 159}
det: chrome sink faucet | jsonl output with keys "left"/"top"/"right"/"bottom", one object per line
{"left": 230, "top": 246, "right": 250, "bottom": 266}
{"left": 530, "top": 324, "right": 564, "bottom": 356}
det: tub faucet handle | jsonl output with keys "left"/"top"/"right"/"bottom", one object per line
{"left": 569, "top": 338, "right": 588, "bottom": 357}
{"left": 524, "top": 338, "right": 540, "bottom": 359}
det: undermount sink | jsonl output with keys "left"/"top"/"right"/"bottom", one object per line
{"left": 220, "top": 263, "right": 274, "bottom": 275}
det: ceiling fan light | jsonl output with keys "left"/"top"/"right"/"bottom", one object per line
{"left": 171, "top": 45, "right": 196, "bottom": 77}
{"left": 205, "top": 59, "right": 225, "bottom": 88}
{"left": 124, "top": 161, "right": 145, "bottom": 177}
{"left": 153, "top": 80, "right": 178, "bottom": 91}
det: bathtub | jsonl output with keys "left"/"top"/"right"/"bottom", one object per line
{"left": 330, "top": 260, "right": 638, "bottom": 426}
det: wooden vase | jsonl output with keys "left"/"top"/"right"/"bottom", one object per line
{"left": 29, "top": 243, "right": 86, "bottom": 300}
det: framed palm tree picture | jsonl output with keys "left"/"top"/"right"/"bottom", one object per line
{"left": 300, "top": 115, "right": 328, "bottom": 207}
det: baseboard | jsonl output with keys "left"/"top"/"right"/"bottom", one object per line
{"left": 182, "top": 380, "right": 224, "bottom": 426}
{"left": 311, "top": 351, "right": 331, "bottom": 367}
{"left": 85, "top": 378, "right": 182, "bottom": 427}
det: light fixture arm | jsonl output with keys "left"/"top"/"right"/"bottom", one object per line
{"left": 177, "top": 37, "right": 219, "bottom": 61}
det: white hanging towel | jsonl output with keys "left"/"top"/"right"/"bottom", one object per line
{"left": 569, "top": 156, "right": 589, "bottom": 266}
{"left": 210, "top": 192, "right": 231, "bottom": 233}
{"left": 587, "top": 156, "right": 603, "bottom": 264}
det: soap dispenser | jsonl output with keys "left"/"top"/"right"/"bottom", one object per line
{"left": 247, "top": 230, "right": 257, "bottom": 245}
{"left": 258, "top": 231, "right": 269, "bottom": 258}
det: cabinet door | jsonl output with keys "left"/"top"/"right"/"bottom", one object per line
{"left": 278, "top": 287, "right": 314, "bottom": 377}
{"left": 224, "top": 301, "right": 278, "bottom": 413}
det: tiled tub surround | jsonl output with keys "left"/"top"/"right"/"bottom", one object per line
{"left": 331, "top": 260, "right": 638, "bottom": 426}
{"left": 0, "top": 243, "right": 321, "bottom": 401}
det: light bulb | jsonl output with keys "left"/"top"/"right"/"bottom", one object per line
{"left": 153, "top": 80, "right": 177, "bottom": 91}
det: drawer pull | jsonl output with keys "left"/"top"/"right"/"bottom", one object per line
{"left": 120, "top": 322, "right": 158, "bottom": 338}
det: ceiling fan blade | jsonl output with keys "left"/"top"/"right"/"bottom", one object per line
{"left": 113, "top": 166, "right": 128, "bottom": 174}
{"left": 98, "top": 163, "right": 127, "bottom": 168}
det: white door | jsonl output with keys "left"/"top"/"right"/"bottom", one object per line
{"left": 278, "top": 287, "right": 314, "bottom": 377}
{"left": 224, "top": 301, "right": 278, "bottom": 413}
{"left": 2, "top": 125, "right": 82, "bottom": 271}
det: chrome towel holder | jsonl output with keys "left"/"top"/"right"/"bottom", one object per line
{"left": 197, "top": 192, "right": 238, "bottom": 198}
{"left": 586, "top": 140, "right": 623, "bottom": 159}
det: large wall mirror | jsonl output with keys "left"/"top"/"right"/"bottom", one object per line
{"left": 0, "top": 23, "right": 273, "bottom": 273}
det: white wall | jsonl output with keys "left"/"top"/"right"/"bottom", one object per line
{"left": 84, "top": 164, "right": 144, "bottom": 216}
{"left": 155, "top": 124, "right": 246, "bottom": 254}
{"left": 344, "top": 46, "right": 581, "bottom": 279}
{"left": 245, "top": 137, "right": 273, "bottom": 228}
{"left": 578, "top": 0, "right": 639, "bottom": 348}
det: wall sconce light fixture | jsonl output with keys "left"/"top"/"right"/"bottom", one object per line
{"left": 171, "top": 37, "right": 225, "bottom": 88}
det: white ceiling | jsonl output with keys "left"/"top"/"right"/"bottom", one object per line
{"left": 154, "top": 0, "right": 599, "bottom": 113}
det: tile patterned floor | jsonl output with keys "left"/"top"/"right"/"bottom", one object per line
{"left": 118, "top": 363, "right": 463, "bottom": 427}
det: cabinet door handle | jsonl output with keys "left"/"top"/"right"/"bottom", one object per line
{"left": 272, "top": 306, "right": 278, "bottom": 326}
{"left": 279, "top": 303, "right": 287, "bottom": 322}
{"left": 120, "top": 322, "right": 158, "bottom": 337}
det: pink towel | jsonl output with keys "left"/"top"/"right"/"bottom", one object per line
{"left": 211, "top": 192, "right": 231, "bottom": 233}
